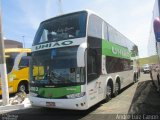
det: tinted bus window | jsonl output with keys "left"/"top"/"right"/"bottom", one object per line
{"left": 33, "top": 12, "right": 87, "bottom": 45}
{"left": 5, "top": 52, "right": 19, "bottom": 73}
{"left": 88, "top": 15, "right": 102, "bottom": 38}
{"left": 19, "top": 56, "right": 30, "bottom": 68}
{"left": 103, "top": 23, "right": 109, "bottom": 40}
{"left": 106, "top": 56, "right": 133, "bottom": 73}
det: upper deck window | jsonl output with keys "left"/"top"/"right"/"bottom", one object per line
{"left": 33, "top": 12, "right": 87, "bottom": 45}
{"left": 88, "top": 14, "right": 102, "bottom": 38}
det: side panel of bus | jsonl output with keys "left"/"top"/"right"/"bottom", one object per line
{"left": 7, "top": 52, "right": 30, "bottom": 94}
{"left": 86, "top": 13, "right": 138, "bottom": 108}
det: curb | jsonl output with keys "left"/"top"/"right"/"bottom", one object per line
{"left": 0, "top": 98, "right": 32, "bottom": 112}
{"left": 0, "top": 104, "right": 24, "bottom": 111}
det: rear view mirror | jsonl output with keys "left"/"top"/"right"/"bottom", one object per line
{"left": 154, "top": 17, "right": 160, "bottom": 42}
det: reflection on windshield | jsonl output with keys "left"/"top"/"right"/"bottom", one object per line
{"left": 43, "top": 68, "right": 81, "bottom": 84}
{"left": 31, "top": 47, "right": 85, "bottom": 85}
{"left": 33, "top": 12, "right": 87, "bottom": 45}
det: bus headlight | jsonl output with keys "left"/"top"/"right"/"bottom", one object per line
{"left": 66, "top": 92, "right": 85, "bottom": 99}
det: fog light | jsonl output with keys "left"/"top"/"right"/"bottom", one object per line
{"left": 81, "top": 103, "right": 84, "bottom": 106}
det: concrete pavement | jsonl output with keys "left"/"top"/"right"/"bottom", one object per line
{"left": 0, "top": 96, "right": 31, "bottom": 112}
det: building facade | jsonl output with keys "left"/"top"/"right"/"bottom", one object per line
{"left": 4, "top": 39, "right": 23, "bottom": 48}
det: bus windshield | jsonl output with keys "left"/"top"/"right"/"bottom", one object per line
{"left": 31, "top": 46, "right": 85, "bottom": 85}
{"left": 33, "top": 12, "right": 87, "bottom": 45}
{"left": 5, "top": 52, "right": 19, "bottom": 73}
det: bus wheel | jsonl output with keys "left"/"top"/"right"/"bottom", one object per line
{"left": 136, "top": 73, "right": 139, "bottom": 81}
{"left": 114, "top": 82, "right": 120, "bottom": 97}
{"left": 18, "top": 82, "right": 28, "bottom": 93}
{"left": 157, "top": 75, "right": 160, "bottom": 95}
{"left": 133, "top": 74, "right": 137, "bottom": 83}
{"left": 105, "top": 84, "right": 112, "bottom": 102}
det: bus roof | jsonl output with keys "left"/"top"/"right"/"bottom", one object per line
{"left": 40, "top": 9, "right": 103, "bottom": 24}
{"left": 39, "top": 9, "right": 137, "bottom": 47}
{"left": 40, "top": 10, "right": 88, "bottom": 24}
{"left": 4, "top": 48, "right": 31, "bottom": 53}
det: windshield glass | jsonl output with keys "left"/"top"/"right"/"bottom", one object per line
{"left": 33, "top": 12, "right": 87, "bottom": 45}
{"left": 19, "top": 56, "right": 30, "bottom": 68}
{"left": 5, "top": 52, "right": 19, "bottom": 73}
{"left": 31, "top": 46, "right": 85, "bottom": 85}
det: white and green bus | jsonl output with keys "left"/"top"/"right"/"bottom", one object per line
{"left": 29, "top": 10, "right": 139, "bottom": 110}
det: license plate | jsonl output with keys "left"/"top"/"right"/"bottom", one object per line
{"left": 46, "top": 102, "right": 55, "bottom": 107}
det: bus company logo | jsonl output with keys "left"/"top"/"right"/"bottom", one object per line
{"left": 35, "top": 41, "right": 73, "bottom": 51}
{"left": 112, "top": 47, "right": 130, "bottom": 58}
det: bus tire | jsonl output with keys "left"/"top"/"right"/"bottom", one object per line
{"left": 105, "top": 82, "right": 112, "bottom": 102}
{"left": 114, "top": 81, "right": 120, "bottom": 97}
{"left": 133, "top": 73, "right": 137, "bottom": 83}
{"left": 18, "top": 81, "right": 28, "bottom": 93}
{"left": 157, "top": 74, "right": 160, "bottom": 85}
{"left": 157, "top": 74, "right": 160, "bottom": 95}
{"left": 136, "top": 73, "right": 139, "bottom": 81}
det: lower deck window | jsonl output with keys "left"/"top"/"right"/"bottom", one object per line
{"left": 106, "top": 56, "right": 133, "bottom": 73}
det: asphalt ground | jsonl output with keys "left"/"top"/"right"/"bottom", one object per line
{"left": 0, "top": 73, "right": 160, "bottom": 120}
{"left": 128, "top": 75, "right": 160, "bottom": 114}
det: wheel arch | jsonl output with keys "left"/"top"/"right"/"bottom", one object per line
{"left": 17, "top": 80, "right": 29, "bottom": 93}
{"left": 105, "top": 77, "right": 114, "bottom": 95}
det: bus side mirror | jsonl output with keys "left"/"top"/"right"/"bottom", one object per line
{"left": 154, "top": 17, "right": 160, "bottom": 42}
{"left": 77, "top": 43, "right": 87, "bottom": 67}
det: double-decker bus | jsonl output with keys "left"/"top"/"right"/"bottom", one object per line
{"left": 0, "top": 48, "right": 31, "bottom": 95}
{"left": 149, "top": 0, "right": 160, "bottom": 93}
{"left": 29, "top": 10, "right": 139, "bottom": 110}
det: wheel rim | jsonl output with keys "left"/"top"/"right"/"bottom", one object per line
{"left": 107, "top": 85, "right": 112, "bottom": 97}
{"left": 134, "top": 75, "right": 137, "bottom": 82}
{"left": 19, "top": 84, "right": 25, "bottom": 92}
{"left": 115, "top": 82, "right": 119, "bottom": 93}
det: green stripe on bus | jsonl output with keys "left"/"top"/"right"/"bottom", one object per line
{"left": 102, "top": 39, "right": 131, "bottom": 59}
{"left": 34, "top": 86, "right": 81, "bottom": 98}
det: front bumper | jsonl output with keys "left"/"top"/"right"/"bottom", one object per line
{"left": 29, "top": 95, "right": 88, "bottom": 110}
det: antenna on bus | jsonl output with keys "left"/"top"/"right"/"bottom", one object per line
{"left": 58, "top": 0, "right": 63, "bottom": 15}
